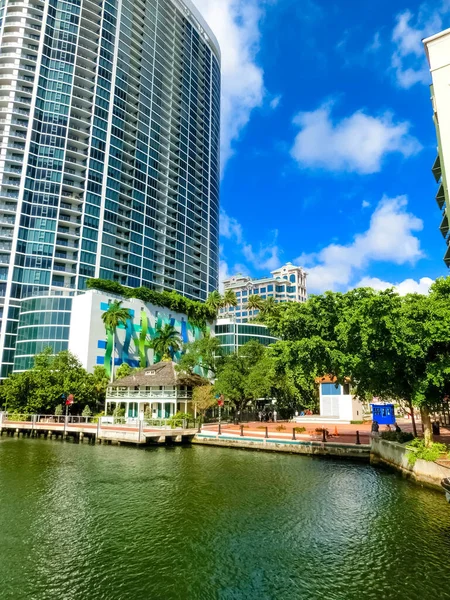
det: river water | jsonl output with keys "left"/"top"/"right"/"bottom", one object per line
{"left": 1, "top": 438, "right": 450, "bottom": 600}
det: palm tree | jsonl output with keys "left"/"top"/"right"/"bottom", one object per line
{"left": 259, "top": 296, "right": 279, "bottom": 319}
{"left": 223, "top": 289, "right": 237, "bottom": 315}
{"left": 246, "top": 294, "right": 264, "bottom": 318}
{"left": 149, "top": 323, "right": 182, "bottom": 362}
{"left": 206, "top": 290, "right": 224, "bottom": 313}
{"left": 101, "top": 301, "right": 132, "bottom": 381}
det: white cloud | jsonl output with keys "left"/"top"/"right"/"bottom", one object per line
{"left": 219, "top": 208, "right": 282, "bottom": 283}
{"left": 291, "top": 103, "right": 421, "bottom": 174}
{"left": 356, "top": 276, "right": 434, "bottom": 295}
{"left": 242, "top": 237, "right": 281, "bottom": 271}
{"left": 192, "top": 0, "right": 265, "bottom": 169}
{"left": 219, "top": 210, "right": 243, "bottom": 244}
{"left": 269, "top": 94, "right": 282, "bottom": 110}
{"left": 296, "top": 196, "right": 424, "bottom": 293}
{"left": 362, "top": 200, "right": 371, "bottom": 208}
{"left": 366, "top": 32, "right": 381, "bottom": 53}
{"left": 390, "top": 3, "right": 449, "bottom": 88}
{"left": 218, "top": 259, "right": 231, "bottom": 291}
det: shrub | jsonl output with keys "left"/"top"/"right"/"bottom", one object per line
{"left": 91, "top": 412, "right": 104, "bottom": 423}
{"left": 315, "top": 428, "right": 329, "bottom": 436}
{"left": 113, "top": 406, "right": 125, "bottom": 418}
{"left": 87, "top": 278, "right": 216, "bottom": 327}
{"left": 168, "top": 412, "right": 192, "bottom": 428}
{"left": 276, "top": 424, "right": 286, "bottom": 432}
{"left": 8, "top": 412, "right": 28, "bottom": 422}
{"left": 294, "top": 426, "right": 306, "bottom": 434}
{"left": 406, "top": 438, "right": 450, "bottom": 465}
{"left": 350, "top": 420, "right": 364, "bottom": 425}
{"left": 82, "top": 405, "right": 92, "bottom": 417}
{"left": 380, "top": 431, "right": 414, "bottom": 444}
{"left": 144, "top": 406, "right": 153, "bottom": 422}
{"left": 55, "top": 404, "right": 63, "bottom": 416}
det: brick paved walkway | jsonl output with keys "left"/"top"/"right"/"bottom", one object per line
{"left": 204, "top": 418, "right": 450, "bottom": 445}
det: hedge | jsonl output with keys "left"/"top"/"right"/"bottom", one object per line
{"left": 86, "top": 278, "right": 216, "bottom": 328}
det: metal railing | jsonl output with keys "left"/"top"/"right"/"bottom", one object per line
{"left": 0, "top": 413, "right": 202, "bottom": 430}
{"left": 106, "top": 389, "right": 193, "bottom": 399}
{"left": 203, "top": 423, "right": 368, "bottom": 445}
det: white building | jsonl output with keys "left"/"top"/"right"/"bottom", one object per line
{"left": 106, "top": 361, "right": 204, "bottom": 420}
{"left": 220, "top": 263, "right": 307, "bottom": 322}
{"left": 424, "top": 29, "right": 450, "bottom": 266}
{"left": 214, "top": 317, "right": 278, "bottom": 354}
{"left": 317, "top": 377, "right": 364, "bottom": 423}
{"left": 0, "top": 0, "right": 221, "bottom": 378}
{"left": 67, "top": 289, "right": 204, "bottom": 376}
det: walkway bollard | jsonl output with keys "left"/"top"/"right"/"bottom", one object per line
{"left": 218, "top": 422, "right": 222, "bottom": 435}
{"left": 197, "top": 419, "right": 201, "bottom": 433}
{"left": 322, "top": 428, "right": 327, "bottom": 443}
{"left": 356, "top": 430, "right": 361, "bottom": 445}
{"left": 292, "top": 428, "right": 296, "bottom": 441}
{"left": 265, "top": 426, "right": 269, "bottom": 439}
{"left": 240, "top": 424, "right": 244, "bottom": 437}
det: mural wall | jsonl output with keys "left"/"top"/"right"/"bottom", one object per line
{"left": 68, "top": 290, "right": 205, "bottom": 375}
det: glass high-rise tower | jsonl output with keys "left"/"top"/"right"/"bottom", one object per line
{"left": 0, "top": 0, "right": 220, "bottom": 376}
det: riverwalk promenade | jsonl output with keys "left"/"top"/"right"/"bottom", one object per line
{"left": 0, "top": 415, "right": 197, "bottom": 445}
{"left": 203, "top": 418, "right": 450, "bottom": 445}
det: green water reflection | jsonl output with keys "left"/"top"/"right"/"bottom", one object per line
{"left": 1, "top": 438, "right": 449, "bottom": 600}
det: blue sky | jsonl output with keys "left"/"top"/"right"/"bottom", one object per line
{"left": 193, "top": 0, "right": 450, "bottom": 294}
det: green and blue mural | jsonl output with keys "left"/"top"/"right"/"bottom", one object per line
{"left": 98, "top": 300, "right": 205, "bottom": 378}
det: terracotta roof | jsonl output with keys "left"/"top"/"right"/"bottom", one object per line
{"left": 109, "top": 361, "right": 208, "bottom": 388}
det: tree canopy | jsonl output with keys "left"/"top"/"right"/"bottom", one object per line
{"left": 176, "top": 333, "right": 223, "bottom": 376}
{"left": 1, "top": 349, "right": 108, "bottom": 414}
{"left": 149, "top": 323, "right": 182, "bottom": 361}
{"left": 262, "top": 278, "right": 450, "bottom": 441}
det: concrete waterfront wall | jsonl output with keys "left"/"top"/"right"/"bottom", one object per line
{"left": 193, "top": 433, "right": 371, "bottom": 460}
{"left": 370, "top": 437, "right": 450, "bottom": 490}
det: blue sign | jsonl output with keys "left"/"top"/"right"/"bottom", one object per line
{"left": 371, "top": 403, "right": 395, "bottom": 425}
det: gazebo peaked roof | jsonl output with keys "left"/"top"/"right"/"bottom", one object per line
{"left": 109, "top": 361, "right": 208, "bottom": 388}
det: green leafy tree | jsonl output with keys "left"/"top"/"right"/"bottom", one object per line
{"left": 2, "top": 349, "right": 97, "bottom": 414}
{"left": 91, "top": 366, "right": 109, "bottom": 409}
{"left": 115, "top": 363, "right": 134, "bottom": 380}
{"left": 0, "top": 370, "right": 34, "bottom": 413}
{"left": 206, "top": 290, "right": 224, "bottom": 313}
{"left": 263, "top": 280, "right": 450, "bottom": 444}
{"left": 223, "top": 289, "right": 237, "bottom": 314}
{"left": 214, "top": 341, "right": 268, "bottom": 414}
{"left": 176, "top": 333, "right": 223, "bottom": 377}
{"left": 101, "top": 301, "right": 132, "bottom": 381}
{"left": 259, "top": 296, "right": 280, "bottom": 320}
{"left": 246, "top": 294, "right": 264, "bottom": 317}
{"left": 192, "top": 384, "right": 216, "bottom": 417}
{"left": 149, "top": 323, "right": 182, "bottom": 362}
{"left": 55, "top": 404, "right": 63, "bottom": 416}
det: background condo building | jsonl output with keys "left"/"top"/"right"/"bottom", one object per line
{"left": 424, "top": 29, "right": 450, "bottom": 266}
{"left": 0, "top": 0, "right": 220, "bottom": 376}
{"left": 220, "top": 262, "right": 307, "bottom": 323}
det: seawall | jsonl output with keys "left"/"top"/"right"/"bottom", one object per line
{"left": 193, "top": 432, "right": 371, "bottom": 460}
{"left": 370, "top": 437, "right": 450, "bottom": 490}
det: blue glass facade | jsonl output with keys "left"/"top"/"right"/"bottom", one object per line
{"left": 0, "top": 0, "right": 220, "bottom": 376}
